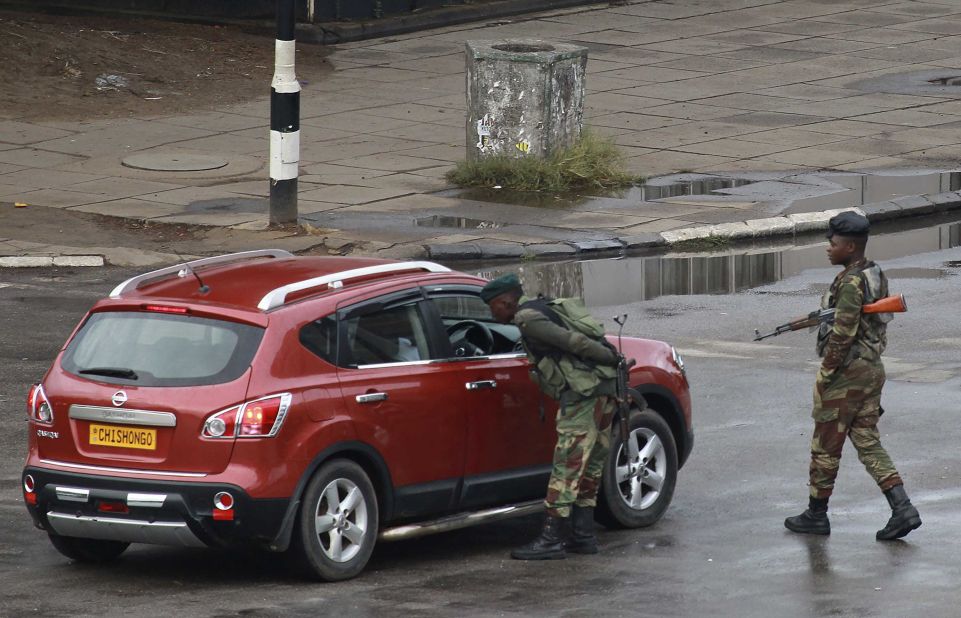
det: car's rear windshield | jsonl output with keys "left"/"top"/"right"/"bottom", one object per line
{"left": 61, "top": 311, "right": 264, "bottom": 387}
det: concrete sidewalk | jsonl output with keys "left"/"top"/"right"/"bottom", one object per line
{"left": 3, "top": 0, "right": 961, "bottom": 265}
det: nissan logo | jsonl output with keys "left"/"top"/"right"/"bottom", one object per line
{"left": 112, "top": 391, "right": 128, "bottom": 407}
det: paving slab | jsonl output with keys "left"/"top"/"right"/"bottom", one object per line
{"left": 0, "top": 121, "right": 74, "bottom": 145}
{"left": 68, "top": 198, "right": 192, "bottom": 219}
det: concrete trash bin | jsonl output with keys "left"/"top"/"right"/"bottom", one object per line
{"left": 465, "top": 39, "right": 588, "bottom": 160}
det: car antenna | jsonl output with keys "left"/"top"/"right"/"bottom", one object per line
{"left": 174, "top": 253, "right": 209, "bottom": 295}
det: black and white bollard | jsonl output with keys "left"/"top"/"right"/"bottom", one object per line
{"left": 269, "top": 0, "right": 300, "bottom": 225}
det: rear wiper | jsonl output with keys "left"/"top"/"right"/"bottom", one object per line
{"left": 78, "top": 367, "right": 139, "bottom": 380}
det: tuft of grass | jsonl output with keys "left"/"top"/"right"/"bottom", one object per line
{"left": 672, "top": 234, "right": 731, "bottom": 250}
{"left": 446, "top": 130, "right": 642, "bottom": 193}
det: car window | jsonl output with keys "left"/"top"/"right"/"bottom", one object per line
{"left": 432, "top": 295, "right": 496, "bottom": 322}
{"left": 343, "top": 303, "right": 430, "bottom": 366}
{"left": 61, "top": 311, "right": 264, "bottom": 387}
{"left": 300, "top": 315, "right": 338, "bottom": 364}
{"left": 428, "top": 292, "right": 522, "bottom": 357}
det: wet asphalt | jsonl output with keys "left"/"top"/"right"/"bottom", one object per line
{"left": 1, "top": 235, "right": 960, "bottom": 617}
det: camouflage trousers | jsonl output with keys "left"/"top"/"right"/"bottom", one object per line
{"left": 544, "top": 394, "right": 615, "bottom": 518}
{"left": 808, "top": 358, "right": 902, "bottom": 499}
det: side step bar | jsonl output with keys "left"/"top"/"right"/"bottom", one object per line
{"left": 379, "top": 499, "right": 543, "bottom": 542}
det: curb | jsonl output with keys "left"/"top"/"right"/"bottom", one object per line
{"left": 6, "top": 192, "right": 961, "bottom": 267}
{"left": 656, "top": 192, "right": 961, "bottom": 247}
{"left": 0, "top": 255, "right": 105, "bottom": 268}
{"left": 421, "top": 190, "right": 961, "bottom": 260}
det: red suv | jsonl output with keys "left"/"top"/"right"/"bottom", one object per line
{"left": 22, "top": 250, "right": 692, "bottom": 581}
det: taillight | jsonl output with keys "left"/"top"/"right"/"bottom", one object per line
{"left": 239, "top": 394, "right": 291, "bottom": 437}
{"left": 203, "top": 405, "right": 240, "bottom": 439}
{"left": 143, "top": 304, "right": 189, "bottom": 314}
{"left": 27, "top": 384, "right": 54, "bottom": 425}
{"left": 202, "top": 393, "right": 291, "bottom": 439}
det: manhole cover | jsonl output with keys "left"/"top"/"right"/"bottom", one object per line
{"left": 122, "top": 153, "right": 229, "bottom": 172}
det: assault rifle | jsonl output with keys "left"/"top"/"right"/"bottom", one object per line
{"left": 753, "top": 294, "right": 907, "bottom": 342}
{"left": 612, "top": 315, "right": 638, "bottom": 457}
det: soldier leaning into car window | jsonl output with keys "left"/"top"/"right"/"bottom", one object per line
{"left": 482, "top": 273, "right": 618, "bottom": 560}
{"left": 785, "top": 211, "right": 921, "bottom": 541}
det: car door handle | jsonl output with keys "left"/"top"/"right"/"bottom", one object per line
{"left": 355, "top": 392, "right": 388, "bottom": 404}
{"left": 466, "top": 380, "right": 497, "bottom": 390}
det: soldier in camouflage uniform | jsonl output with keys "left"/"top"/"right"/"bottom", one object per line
{"left": 482, "top": 273, "right": 619, "bottom": 560}
{"left": 785, "top": 212, "right": 922, "bottom": 540}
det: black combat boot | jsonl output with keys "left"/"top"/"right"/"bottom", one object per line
{"left": 876, "top": 485, "right": 922, "bottom": 541}
{"left": 511, "top": 514, "right": 568, "bottom": 560}
{"left": 565, "top": 505, "right": 598, "bottom": 555}
{"left": 784, "top": 497, "right": 830, "bottom": 535}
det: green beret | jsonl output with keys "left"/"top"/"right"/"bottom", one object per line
{"left": 480, "top": 273, "right": 523, "bottom": 303}
{"left": 827, "top": 211, "right": 870, "bottom": 238}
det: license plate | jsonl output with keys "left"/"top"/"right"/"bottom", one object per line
{"left": 89, "top": 424, "right": 157, "bottom": 450}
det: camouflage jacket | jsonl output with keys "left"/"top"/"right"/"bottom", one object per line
{"left": 514, "top": 296, "right": 618, "bottom": 400}
{"left": 816, "top": 258, "right": 890, "bottom": 370}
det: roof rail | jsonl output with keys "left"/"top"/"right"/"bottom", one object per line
{"left": 257, "top": 261, "right": 451, "bottom": 311}
{"left": 109, "top": 250, "right": 294, "bottom": 298}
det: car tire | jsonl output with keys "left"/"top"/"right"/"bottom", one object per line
{"left": 289, "top": 459, "right": 379, "bottom": 582}
{"left": 47, "top": 534, "right": 129, "bottom": 563}
{"left": 596, "top": 408, "right": 678, "bottom": 529}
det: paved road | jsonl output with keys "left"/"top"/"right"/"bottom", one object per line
{"left": 1, "top": 240, "right": 960, "bottom": 616}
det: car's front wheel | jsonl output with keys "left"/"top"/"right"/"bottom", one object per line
{"left": 596, "top": 408, "right": 678, "bottom": 529}
{"left": 289, "top": 459, "right": 379, "bottom": 582}
{"left": 48, "top": 534, "right": 129, "bottom": 562}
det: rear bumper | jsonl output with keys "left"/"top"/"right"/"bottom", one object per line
{"left": 23, "top": 466, "right": 290, "bottom": 551}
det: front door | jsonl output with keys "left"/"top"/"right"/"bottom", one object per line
{"left": 335, "top": 291, "right": 468, "bottom": 520}
{"left": 423, "top": 287, "right": 556, "bottom": 509}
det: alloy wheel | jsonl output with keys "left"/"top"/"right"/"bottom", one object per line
{"left": 615, "top": 427, "right": 666, "bottom": 511}
{"left": 313, "top": 477, "right": 369, "bottom": 563}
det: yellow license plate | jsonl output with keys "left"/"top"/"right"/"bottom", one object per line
{"left": 89, "top": 424, "right": 157, "bottom": 450}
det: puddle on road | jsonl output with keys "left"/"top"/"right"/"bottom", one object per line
{"left": 433, "top": 170, "right": 960, "bottom": 216}
{"left": 784, "top": 170, "right": 961, "bottom": 214}
{"left": 435, "top": 178, "right": 761, "bottom": 212}
{"left": 415, "top": 215, "right": 503, "bottom": 229}
{"left": 468, "top": 218, "right": 961, "bottom": 307}
{"left": 635, "top": 178, "right": 754, "bottom": 200}
{"left": 436, "top": 177, "right": 754, "bottom": 210}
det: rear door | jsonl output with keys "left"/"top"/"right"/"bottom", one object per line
{"left": 334, "top": 289, "right": 469, "bottom": 519}
{"left": 422, "top": 285, "right": 556, "bottom": 509}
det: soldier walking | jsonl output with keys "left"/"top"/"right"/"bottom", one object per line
{"left": 785, "top": 212, "right": 922, "bottom": 540}
{"left": 482, "top": 274, "right": 619, "bottom": 560}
